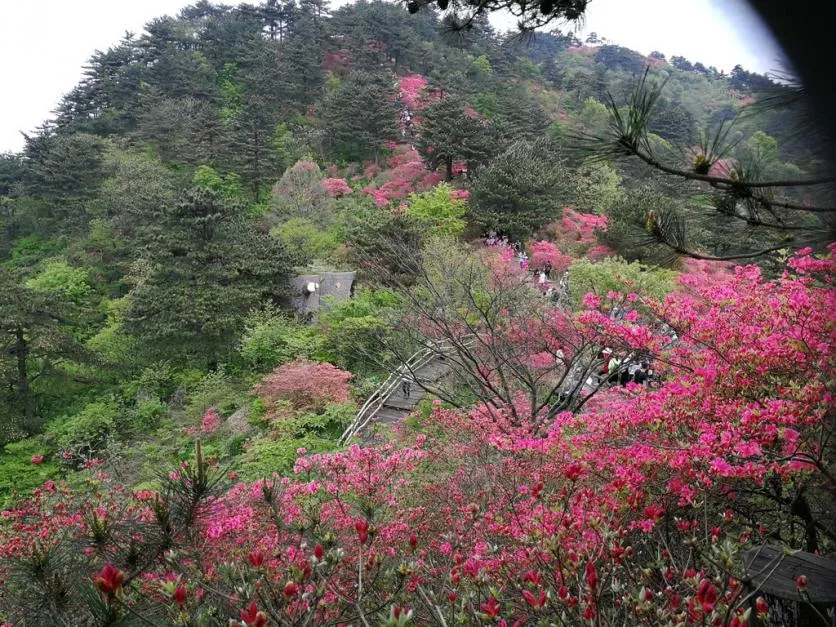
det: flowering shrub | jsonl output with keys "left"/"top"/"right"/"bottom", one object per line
{"left": 399, "top": 74, "right": 428, "bottom": 110}
{"left": 528, "top": 240, "right": 573, "bottom": 273}
{"left": 200, "top": 407, "right": 221, "bottom": 434}
{"left": 540, "top": 208, "right": 611, "bottom": 259}
{"left": 361, "top": 146, "right": 440, "bottom": 207}
{"left": 321, "top": 177, "right": 352, "bottom": 197}
{"left": 253, "top": 357, "right": 352, "bottom": 413}
{"left": 0, "top": 248, "right": 833, "bottom": 626}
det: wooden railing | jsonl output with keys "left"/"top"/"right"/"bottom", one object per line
{"left": 338, "top": 335, "right": 475, "bottom": 445}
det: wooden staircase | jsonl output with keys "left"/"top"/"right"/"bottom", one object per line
{"left": 339, "top": 339, "right": 472, "bottom": 443}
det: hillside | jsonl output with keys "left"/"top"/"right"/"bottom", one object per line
{"left": 0, "top": 1, "right": 833, "bottom": 624}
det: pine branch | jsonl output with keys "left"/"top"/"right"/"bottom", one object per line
{"left": 630, "top": 146, "right": 835, "bottom": 190}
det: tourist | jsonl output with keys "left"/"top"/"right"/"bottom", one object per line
{"left": 633, "top": 362, "right": 650, "bottom": 385}
{"left": 401, "top": 376, "right": 412, "bottom": 398}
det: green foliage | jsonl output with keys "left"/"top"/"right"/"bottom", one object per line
{"left": 404, "top": 184, "right": 467, "bottom": 236}
{"left": 472, "top": 55, "right": 492, "bottom": 74}
{"left": 239, "top": 433, "right": 336, "bottom": 479}
{"left": 271, "top": 217, "right": 341, "bottom": 264}
{"left": 127, "top": 398, "right": 168, "bottom": 431}
{"left": 566, "top": 257, "right": 679, "bottom": 310}
{"left": 183, "top": 367, "right": 242, "bottom": 420}
{"left": 7, "top": 235, "right": 68, "bottom": 269}
{"left": 239, "top": 402, "right": 354, "bottom": 479}
{"left": 603, "top": 186, "right": 681, "bottom": 264}
{"left": 416, "top": 95, "right": 497, "bottom": 180}
{"left": 579, "top": 97, "right": 610, "bottom": 133}
{"left": 46, "top": 400, "right": 118, "bottom": 456}
{"left": 25, "top": 258, "right": 91, "bottom": 304}
{"left": 744, "top": 130, "right": 779, "bottom": 164}
{"left": 345, "top": 209, "right": 425, "bottom": 286}
{"left": 316, "top": 288, "right": 402, "bottom": 373}
{"left": 0, "top": 268, "right": 96, "bottom": 435}
{"left": 271, "top": 123, "right": 315, "bottom": 172}
{"left": 321, "top": 71, "right": 398, "bottom": 162}
{"left": 0, "top": 439, "right": 59, "bottom": 508}
{"left": 192, "top": 165, "right": 242, "bottom": 199}
{"left": 569, "top": 162, "right": 624, "bottom": 212}
{"left": 239, "top": 306, "right": 322, "bottom": 371}
{"left": 271, "top": 159, "right": 332, "bottom": 222}
{"left": 470, "top": 139, "right": 569, "bottom": 239}
{"left": 123, "top": 184, "right": 293, "bottom": 365}
{"left": 86, "top": 298, "right": 137, "bottom": 366}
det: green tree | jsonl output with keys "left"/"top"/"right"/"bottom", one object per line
{"left": 469, "top": 139, "right": 569, "bottom": 238}
{"left": 321, "top": 71, "right": 398, "bottom": 163}
{"left": 404, "top": 184, "right": 467, "bottom": 236}
{"left": 579, "top": 97, "right": 610, "bottom": 134}
{"left": 566, "top": 256, "right": 679, "bottom": 310}
{"left": 271, "top": 159, "right": 333, "bottom": 222}
{"left": 416, "top": 95, "right": 496, "bottom": 180}
{"left": 123, "top": 172, "right": 293, "bottom": 366}
{"left": 271, "top": 217, "right": 341, "bottom": 263}
{"left": 0, "top": 270, "right": 94, "bottom": 437}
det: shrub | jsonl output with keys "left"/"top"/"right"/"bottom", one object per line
{"left": 253, "top": 358, "right": 352, "bottom": 414}
{"left": 270, "top": 217, "right": 341, "bottom": 264}
{"left": 25, "top": 258, "right": 91, "bottom": 304}
{"left": 567, "top": 256, "right": 679, "bottom": 310}
{"left": 403, "top": 183, "right": 467, "bottom": 236}
{"left": 0, "top": 439, "right": 59, "bottom": 509}
{"left": 184, "top": 368, "right": 242, "bottom": 420}
{"left": 46, "top": 401, "right": 118, "bottom": 462}
{"left": 239, "top": 306, "right": 322, "bottom": 371}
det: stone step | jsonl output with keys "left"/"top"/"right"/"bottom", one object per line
{"left": 374, "top": 406, "right": 406, "bottom": 424}
{"left": 385, "top": 389, "right": 427, "bottom": 409}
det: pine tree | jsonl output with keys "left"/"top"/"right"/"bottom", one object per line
{"left": 321, "top": 71, "right": 398, "bottom": 163}
{"left": 123, "top": 173, "right": 293, "bottom": 366}
{"left": 0, "top": 270, "right": 94, "bottom": 438}
{"left": 416, "top": 94, "right": 496, "bottom": 180}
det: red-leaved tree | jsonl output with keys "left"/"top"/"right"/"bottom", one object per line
{"left": 253, "top": 358, "right": 352, "bottom": 413}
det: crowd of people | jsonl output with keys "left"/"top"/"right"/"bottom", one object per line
{"left": 395, "top": 92, "right": 415, "bottom": 142}
{"left": 597, "top": 347, "right": 654, "bottom": 387}
{"left": 483, "top": 232, "right": 664, "bottom": 401}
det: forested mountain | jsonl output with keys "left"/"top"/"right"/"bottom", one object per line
{"left": 0, "top": 2, "right": 833, "bottom": 624}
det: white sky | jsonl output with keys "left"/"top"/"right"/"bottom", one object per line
{"left": 0, "top": 0, "right": 785, "bottom": 153}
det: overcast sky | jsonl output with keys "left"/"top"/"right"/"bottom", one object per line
{"left": 0, "top": 0, "right": 785, "bottom": 153}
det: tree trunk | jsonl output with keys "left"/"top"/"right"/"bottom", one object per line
{"left": 13, "top": 326, "right": 33, "bottom": 432}
{"left": 445, "top": 156, "right": 453, "bottom": 182}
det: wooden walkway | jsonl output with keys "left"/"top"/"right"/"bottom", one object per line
{"left": 339, "top": 338, "right": 472, "bottom": 444}
{"left": 365, "top": 360, "right": 453, "bottom": 426}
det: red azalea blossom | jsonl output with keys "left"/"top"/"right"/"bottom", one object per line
{"left": 796, "top": 575, "right": 807, "bottom": 591}
{"left": 481, "top": 596, "right": 500, "bottom": 618}
{"left": 696, "top": 579, "right": 718, "bottom": 613}
{"left": 93, "top": 564, "right": 124, "bottom": 598}
{"left": 314, "top": 544, "right": 325, "bottom": 560}
{"left": 240, "top": 601, "right": 268, "bottom": 627}
{"left": 173, "top": 585, "right": 187, "bottom": 607}
{"left": 247, "top": 551, "right": 264, "bottom": 568}
{"left": 30, "top": 455, "right": 44, "bottom": 464}
{"left": 585, "top": 561, "right": 598, "bottom": 591}
{"left": 522, "top": 589, "right": 547, "bottom": 608}
{"left": 355, "top": 520, "right": 369, "bottom": 545}
{"left": 283, "top": 581, "right": 300, "bottom": 598}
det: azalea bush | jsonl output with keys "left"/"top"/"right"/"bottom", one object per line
{"left": 0, "top": 248, "right": 833, "bottom": 626}
{"left": 253, "top": 357, "right": 353, "bottom": 414}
